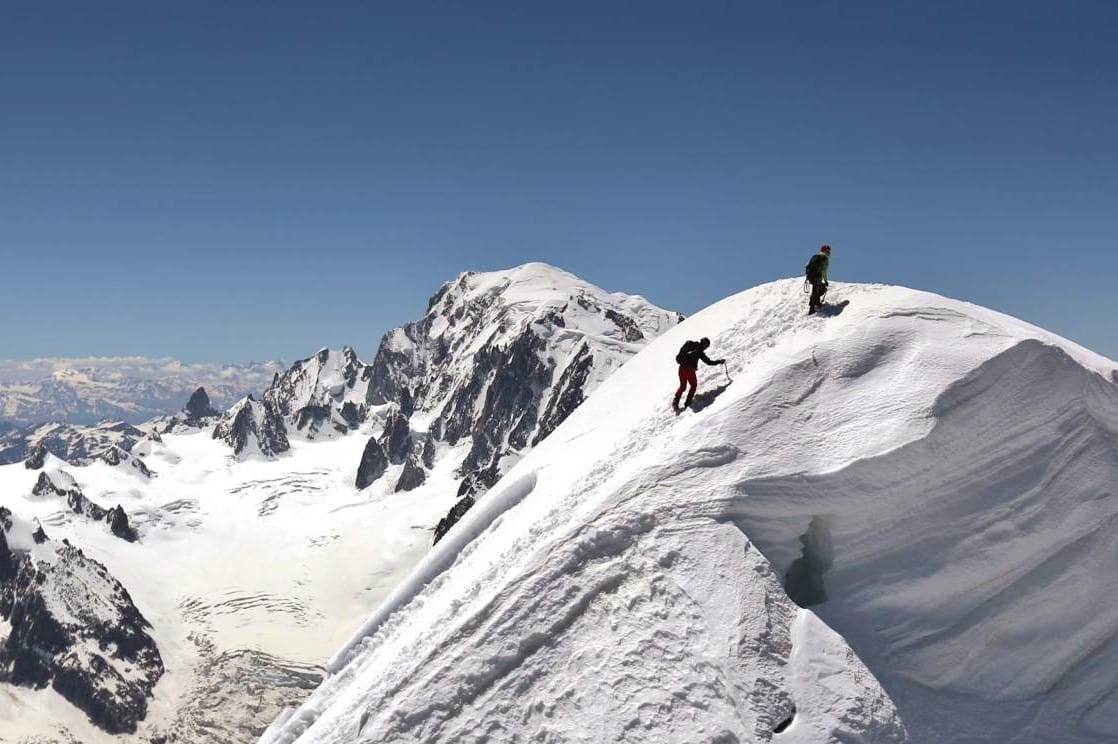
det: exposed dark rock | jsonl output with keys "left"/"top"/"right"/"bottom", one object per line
{"left": 0, "top": 433, "right": 29, "bottom": 468}
{"left": 533, "top": 342, "right": 595, "bottom": 446}
{"left": 355, "top": 437, "right": 389, "bottom": 490}
{"left": 107, "top": 506, "right": 138, "bottom": 542}
{"left": 1, "top": 421, "right": 144, "bottom": 467}
{"left": 604, "top": 308, "right": 646, "bottom": 342}
{"left": 395, "top": 453, "right": 426, "bottom": 493}
{"left": 130, "top": 456, "right": 154, "bottom": 479}
{"left": 156, "top": 389, "right": 222, "bottom": 434}
{"left": 265, "top": 347, "right": 369, "bottom": 438}
{"left": 0, "top": 527, "right": 13, "bottom": 581}
{"left": 213, "top": 396, "right": 289, "bottom": 458}
{"left": 100, "top": 445, "right": 127, "bottom": 466}
{"left": 99, "top": 446, "right": 154, "bottom": 479}
{"left": 433, "top": 496, "right": 475, "bottom": 545}
{"left": 31, "top": 524, "right": 48, "bottom": 544}
{"left": 185, "top": 387, "right": 219, "bottom": 419}
{"left": 293, "top": 405, "right": 334, "bottom": 436}
{"left": 340, "top": 401, "right": 362, "bottom": 429}
{"left": 438, "top": 330, "right": 550, "bottom": 478}
{"left": 421, "top": 435, "right": 437, "bottom": 469}
{"left": 32, "top": 472, "right": 138, "bottom": 542}
{"left": 456, "top": 462, "right": 502, "bottom": 498}
{"left": 33, "top": 471, "right": 67, "bottom": 498}
{"left": 0, "top": 537, "right": 163, "bottom": 734}
{"left": 380, "top": 409, "right": 412, "bottom": 465}
{"left": 364, "top": 335, "right": 416, "bottom": 416}
{"left": 24, "top": 442, "right": 48, "bottom": 470}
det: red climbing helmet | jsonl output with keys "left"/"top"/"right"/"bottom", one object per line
{"left": 820, "top": 244, "right": 831, "bottom": 254}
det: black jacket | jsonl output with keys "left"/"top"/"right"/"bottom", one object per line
{"left": 676, "top": 341, "right": 718, "bottom": 370}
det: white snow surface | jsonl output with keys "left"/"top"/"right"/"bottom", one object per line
{"left": 0, "top": 425, "right": 466, "bottom": 742}
{"left": 264, "top": 279, "right": 1118, "bottom": 744}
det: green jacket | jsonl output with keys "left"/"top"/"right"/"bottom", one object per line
{"left": 809, "top": 252, "right": 830, "bottom": 282}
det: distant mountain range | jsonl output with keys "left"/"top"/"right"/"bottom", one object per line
{"left": 0, "top": 358, "right": 285, "bottom": 427}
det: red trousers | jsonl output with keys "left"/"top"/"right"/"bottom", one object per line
{"left": 675, "top": 365, "right": 697, "bottom": 402}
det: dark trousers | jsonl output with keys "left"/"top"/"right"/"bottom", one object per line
{"left": 674, "top": 365, "right": 697, "bottom": 407}
{"left": 809, "top": 279, "right": 828, "bottom": 312}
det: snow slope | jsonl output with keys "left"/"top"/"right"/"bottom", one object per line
{"left": 264, "top": 279, "right": 1118, "bottom": 743}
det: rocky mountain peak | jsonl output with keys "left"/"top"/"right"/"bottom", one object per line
{"left": 212, "top": 396, "right": 290, "bottom": 458}
{"left": 356, "top": 263, "right": 680, "bottom": 514}
{"left": 0, "top": 511, "right": 162, "bottom": 733}
{"left": 184, "top": 386, "right": 219, "bottom": 419}
{"left": 264, "top": 347, "right": 371, "bottom": 440}
{"left": 31, "top": 470, "right": 138, "bottom": 542}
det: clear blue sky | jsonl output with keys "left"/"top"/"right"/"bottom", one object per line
{"left": 2, "top": 1, "right": 1115, "bottom": 363}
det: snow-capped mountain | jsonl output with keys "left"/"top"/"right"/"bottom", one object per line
{"left": 0, "top": 506, "right": 163, "bottom": 734}
{"left": 264, "top": 279, "right": 1118, "bottom": 744}
{"left": 0, "top": 419, "right": 149, "bottom": 467}
{"left": 0, "top": 263, "right": 677, "bottom": 743}
{"left": 264, "top": 347, "right": 369, "bottom": 440}
{"left": 250, "top": 262, "right": 680, "bottom": 510}
{"left": 359, "top": 262, "right": 681, "bottom": 500}
{"left": 213, "top": 396, "right": 291, "bottom": 459}
{"left": 0, "top": 359, "right": 283, "bottom": 427}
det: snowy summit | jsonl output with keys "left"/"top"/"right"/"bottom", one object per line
{"left": 265, "top": 278, "right": 1118, "bottom": 744}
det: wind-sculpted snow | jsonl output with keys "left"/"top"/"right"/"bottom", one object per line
{"left": 265, "top": 279, "right": 1118, "bottom": 743}
{"left": 731, "top": 338, "right": 1118, "bottom": 740}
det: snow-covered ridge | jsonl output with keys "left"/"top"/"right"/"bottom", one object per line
{"left": 265, "top": 279, "right": 1118, "bottom": 743}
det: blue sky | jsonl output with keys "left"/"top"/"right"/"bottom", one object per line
{"left": 2, "top": 1, "right": 1115, "bottom": 363}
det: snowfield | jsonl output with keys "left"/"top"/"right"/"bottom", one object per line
{"left": 264, "top": 279, "right": 1118, "bottom": 743}
{"left": 0, "top": 423, "right": 469, "bottom": 742}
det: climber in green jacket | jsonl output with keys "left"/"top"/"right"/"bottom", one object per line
{"left": 805, "top": 244, "right": 831, "bottom": 315}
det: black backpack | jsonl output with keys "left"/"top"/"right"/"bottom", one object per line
{"left": 805, "top": 253, "right": 826, "bottom": 282}
{"left": 675, "top": 340, "right": 699, "bottom": 364}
